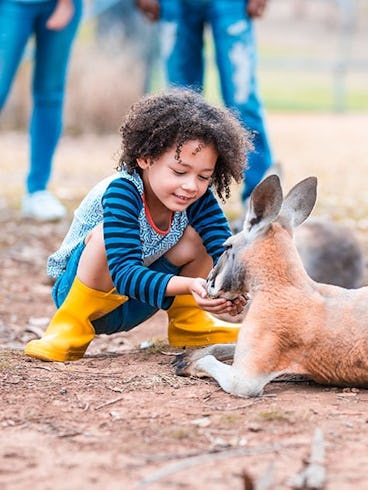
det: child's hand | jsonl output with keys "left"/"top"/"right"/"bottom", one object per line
{"left": 228, "top": 295, "right": 248, "bottom": 316}
{"left": 190, "top": 278, "right": 247, "bottom": 316}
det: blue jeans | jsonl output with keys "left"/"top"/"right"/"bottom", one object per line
{"left": 52, "top": 242, "right": 180, "bottom": 335}
{"left": 159, "top": 0, "right": 274, "bottom": 201}
{"left": 0, "top": 0, "right": 82, "bottom": 193}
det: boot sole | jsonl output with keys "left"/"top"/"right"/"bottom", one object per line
{"left": 24, "top": 343, "right": 86, "bottom": 362}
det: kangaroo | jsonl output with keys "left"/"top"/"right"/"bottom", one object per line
{"left": 174, "top": 175, "right": 368, "bottom": 397}
{"left": 295, "top": 216, "right": 365, "bottom": 289}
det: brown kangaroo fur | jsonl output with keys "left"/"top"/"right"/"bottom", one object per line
{"left": 174, "top": 175, "right": 368, "bottom": 397}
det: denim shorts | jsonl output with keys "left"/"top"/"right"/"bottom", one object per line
{"left": 52, "top": 242, "right": 180, "bottom": 335}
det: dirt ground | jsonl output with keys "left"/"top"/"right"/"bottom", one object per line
{"left": 1, "top": 113, "right": 368, "bottom": 489}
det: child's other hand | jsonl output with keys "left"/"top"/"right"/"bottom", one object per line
{"left": 190, "top": 278, "right": 247, "bottom": 316}
{"left": 189, "top": 277, "right": 208, "bottom": 299}
{"left": 228, "top": 295, "right": 248, "bottom": 316}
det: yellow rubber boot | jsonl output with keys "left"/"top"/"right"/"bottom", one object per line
{"left": 167, "top": 295, "right": 240, "bottom": 347}
{"left": 24, "top": 277, "right": 128, "bottom": 362}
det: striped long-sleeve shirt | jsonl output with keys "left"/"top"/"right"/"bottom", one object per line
{"left": 48, "top": 169, "right": 232, "bottom": 309}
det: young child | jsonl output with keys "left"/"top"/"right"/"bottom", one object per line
{"left": 25, "top": 89, "right": 253, "bottom": 362}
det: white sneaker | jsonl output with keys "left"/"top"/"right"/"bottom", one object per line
{"left": 22, "top": 191, "right": 66, "bottom": 221}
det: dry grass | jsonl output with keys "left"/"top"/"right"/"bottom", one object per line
{"left": 2, "top": 112, "right": 368, "bottom": 216}
{"left": 0, "top": 39, "right": 146, "bottom": 134}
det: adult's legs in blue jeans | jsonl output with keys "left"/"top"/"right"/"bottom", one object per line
{"left": 159, "top": 0, "right": 274, "bottom": 203}
{"left": 160, "top": 0, "right": 205, "bottom": 88}
{"left": 29, "top": 0, "right": 82, "bottom": 193}
{"left": 0, "top": 0, "right": 33, "bottom": 109}
{"left": 210, "top": 0, "right": 273, "bottom": 201}
{"left": 0, "top": 0, "right": 82, "bottom": 195}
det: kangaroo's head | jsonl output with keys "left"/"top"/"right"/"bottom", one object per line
{"left": 207, "top": 175, "right": 318, "bottom": 299}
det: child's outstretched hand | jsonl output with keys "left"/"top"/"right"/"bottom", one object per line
{"left": 190, "top": 278, "right": 247, "bottom": 317}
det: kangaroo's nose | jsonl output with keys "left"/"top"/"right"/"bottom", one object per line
{"left": 206, "top": 276, "right": 217, "bottom": 298}
{"left": 207, "top": 277, "right": 215, "bottom": 289}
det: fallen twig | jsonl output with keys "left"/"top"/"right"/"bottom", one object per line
{"left": 255, "top": 462, "right": 275, "bottom": 490}
{"left": 94, "top": 396, "right": 125, "bottom": 410}
{"left": 137, "top": 443, "right": 283, "bottom": 488}
{"left": 289, "top": 427, "right": 326, "bottom": 489}
{"left": 205, "top": 398, "right": 263, "bottom": 411}
{"left": 160, "top": 350, "right": 183, "bottom": 356}
{"left": 29, "top": 364, "right": 52, "bottom": 371}
{"left": 240, "top": 462, "right": 274, "bottom": 490}
{"left": 25, "top": 324, "right": 45, "bottom": 338}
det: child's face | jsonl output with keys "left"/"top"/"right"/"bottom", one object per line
{"left": 137, "top": 140, "right": 217, "bottom": 212}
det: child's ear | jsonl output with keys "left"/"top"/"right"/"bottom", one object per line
{"left": 136, "top": 157, "right": 150, "bottom": 170}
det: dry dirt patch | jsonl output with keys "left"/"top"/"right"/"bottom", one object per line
{"left": 2, "top": 347, "right": 368, "bottom": 489}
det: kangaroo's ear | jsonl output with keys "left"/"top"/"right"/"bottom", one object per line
{"left": 243, "top": 174, "right": 283, "bottom": 235}
{"left": 279, "top": 176, "right": 317, "bottom": 229}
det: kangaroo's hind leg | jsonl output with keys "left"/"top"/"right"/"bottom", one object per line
{"left": 174, "top": 318, "right": 285, "bottom": 397}
{"left": 173, "top": 341, "right": 267, "bottom": 397}
{"left": 173, "top": 343, "right": 236, "bottom": 376}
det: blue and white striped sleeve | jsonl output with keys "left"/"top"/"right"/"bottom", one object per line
{"left": 102, "top": 179, "right": 174, "bottom": 309}
{"left": 187, "top": 189, "right": 232, "bottom": 265}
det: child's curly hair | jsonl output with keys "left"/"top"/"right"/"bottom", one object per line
{"left": 117, "top": 88, "right": 253, "bottom": 201}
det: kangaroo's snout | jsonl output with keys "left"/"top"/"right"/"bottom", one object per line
{"left": 206, "top": 261, "right": 245, "bottom": 300}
